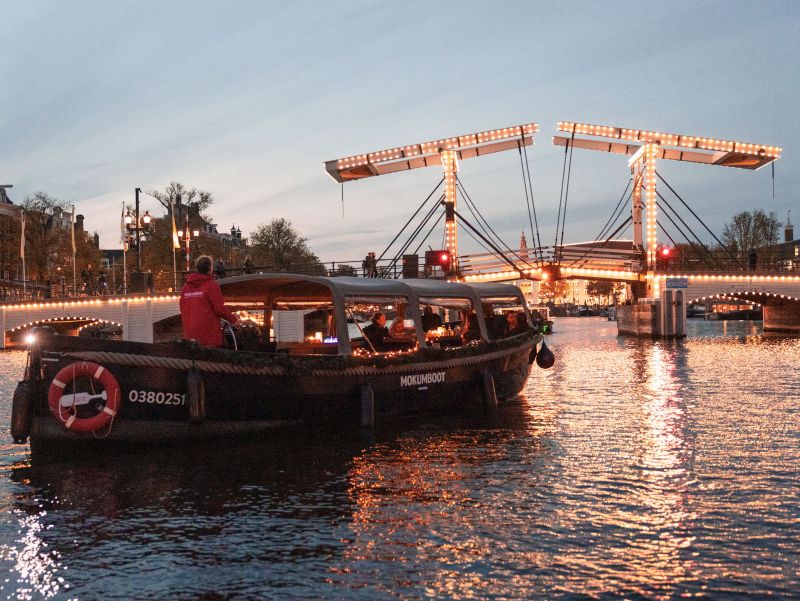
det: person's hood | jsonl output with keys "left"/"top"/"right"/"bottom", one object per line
{"left": 185, "top": 273, "right": 213, "bottom": 288}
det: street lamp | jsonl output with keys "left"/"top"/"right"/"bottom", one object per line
{"left": 124, "top": 188, "right": 155, "bottom": 291}
{"left": 177, "top": 226, "right": 201, "bottom": 272}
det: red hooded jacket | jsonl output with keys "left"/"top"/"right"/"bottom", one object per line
{"left": 180, "top": 273, "right": 238, "bottom": 347}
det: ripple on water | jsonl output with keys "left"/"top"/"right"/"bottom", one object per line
{"left": 0, "top": 320, "right": 797, "bottom": 599}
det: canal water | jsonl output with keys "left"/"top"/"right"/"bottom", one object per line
{"left": 0, "top": 318, "right": 798, "bottom": 600}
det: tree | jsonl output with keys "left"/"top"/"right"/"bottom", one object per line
{"left": 334, "top": 264, "right": 358, "bottom": 276}
{"left": 19, "top": 192, "right": 101, "bottom": 284}
{"left": 537, "top": 279, "right": 569, "bottom": 304}
{"left": 721, "top": 209, "right": 781, "bottom": 255}
{"left": 149, "top": 182, "right": 215, "bottom": 224}
{"left": 249, "top": 218, "right": 324, "bottom": 274}
{"left": 586, "top": 280, "right": 614, "bottom": 305}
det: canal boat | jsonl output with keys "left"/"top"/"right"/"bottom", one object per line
{"left": 11, "top": 274, "right": 551, "bottom": 453}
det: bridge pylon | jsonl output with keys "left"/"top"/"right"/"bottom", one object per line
{"left": 553, "top": 121, "right": 782, "bottom": 337}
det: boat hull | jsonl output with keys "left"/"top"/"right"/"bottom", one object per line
{"left": 25, "top": 333, "right": 538, "bottom": 451}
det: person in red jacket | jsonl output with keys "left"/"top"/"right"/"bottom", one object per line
{"left": 180, "top": 255, "right": 238, "bottom": 347}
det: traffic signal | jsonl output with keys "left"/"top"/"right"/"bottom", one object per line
{"left": 425, "top": 250, "right": 451, "bottom": 276}
{"left": 658, "top": 246, "right": 672, "bottom": 270}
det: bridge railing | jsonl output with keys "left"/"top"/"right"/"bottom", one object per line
{"left": 0, "top": 258, "right": 425, "bottom": 302}
{"left": 662, "top": 248, "right": 800, "bottom": 273}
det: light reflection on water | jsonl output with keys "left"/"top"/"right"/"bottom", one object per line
{"left": 0, "top": 318, "right": 798, "bottom": 599}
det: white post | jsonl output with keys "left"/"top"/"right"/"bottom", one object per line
{"left": 123, "top": 246, "right": 128, "bottom": 295}
{"left": 441, "top": 150, "right": 459, "bottom": 277}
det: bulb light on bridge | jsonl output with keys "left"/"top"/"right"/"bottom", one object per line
{"left": 333, "top": 123, "right": 539, "bottom": 170}
{"left": 3, "top": 295, "right": 179, "bottom": 311}
{"left": 556, "top": 121, "right": 782, "bottom": 158}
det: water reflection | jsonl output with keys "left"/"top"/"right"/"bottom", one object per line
{"left": 0, "top": 510, "right": 66, "bottom": 600}
{"left": 0, "top": 319, "right": 798, "bottom": 599}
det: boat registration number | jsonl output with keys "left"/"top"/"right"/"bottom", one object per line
{"left": 127, "top": 390, "right": 186, "bottom": 405}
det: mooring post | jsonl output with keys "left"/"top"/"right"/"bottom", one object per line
{"left": 360, "top": 383, "right": 375, "bottom": 428}
{"left": 482, "top": 371, "right": 497, "bottom": 414}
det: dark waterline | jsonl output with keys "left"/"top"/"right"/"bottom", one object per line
{"left": 0, "top": 318, "right": 798, "bottom": 600}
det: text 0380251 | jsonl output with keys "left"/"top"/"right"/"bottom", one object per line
{"left": 128, "top": 390, "right": 186, "bottom": 405}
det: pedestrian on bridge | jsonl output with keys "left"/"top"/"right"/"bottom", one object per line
{"left": 749, "top": 249, "right": 758, "bottom": 272}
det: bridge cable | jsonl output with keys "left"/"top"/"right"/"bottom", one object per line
{"left": 459, "top": 225, "right": 510, "bottom": 271}
{"left": 655, "top": 201, "right": 714, "bottom": 270}
{"left": 454, "top": 209, "right": 524, "bottom": 276}
{"left": 374, "top": 178, "right": 444, "bottom": 266}
{"left": 654, "top": 199, "right": 717, "bottom": 270}
{"left": 519, "top": 139, "right": 545, "bottom": 263}
{"left": 383, "top": 198, "right": 445, "bottom": 277}
{"left": 457, "top": 178, "right": 523, "bottom": 260}
{"left": 564, "top": 215, "right": 634, "bottom": 269}
{"left": 412, "top": 211, "right": 445, "bottom": 256}
{"left": 648, "top": 194, "right": 714, "bottom": 267}
{"left": 657, "top": 173, "right": 742, "bottom": 268}
{"left": 564, "top": 175, "right": 638, "bottom": 269}
{"left": 553, "top": 132, "right": 574, "bottom": 258}
{"left": 655, "top": 192, "right": 721, "bottom": 269}
{"left": 517, "top": 141, "right": 537, "bottom": 262}
{"left": 389, "top": 201, "right": 445, "bottom": 269}
{"left": 457, "top": 178, "right": 536, "bottom": 270}
{"left": 457, "top": 217, "right": 518, "bottom": 275}
{"left": 557, "top": 132, "right": 576, "bottom": 264}
{"left": 656, "top": 220, "right": 680, "bottom": 250}
{"left": 383, "top": 197, "right": 443, "bottom": 276}
{"left": 594, "top": 177, "right": 634, "bottom": 242}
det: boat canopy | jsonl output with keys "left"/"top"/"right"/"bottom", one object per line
{"left": 220, "top": 274, "right": 530, "bottom": 355}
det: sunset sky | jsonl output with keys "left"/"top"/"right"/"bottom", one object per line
{"left": 2, "top": 1, "right": 798, "bottom": 262}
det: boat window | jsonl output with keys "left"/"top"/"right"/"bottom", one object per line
{"left": 418, "top": 296, "right": 477, "bottom": 346}
{"left": 344, "top": 295, "right": 417, "bottom": 354}
{"left": 271, "top": 298, "right": 339, "bottom": 355}
{"left": 480, "top": 296, "right": 530, "bottom": 340}
{"left": 224, "top": 303, "right": 272, "bottom": 351}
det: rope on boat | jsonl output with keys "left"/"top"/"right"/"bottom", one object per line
{"left": 63, "top": 351, "right": 288, "bottom": 376}
{"left": 62, "top": 336, "right": 539, "bottom": 379}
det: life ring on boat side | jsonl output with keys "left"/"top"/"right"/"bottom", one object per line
{"left": 47, "top": 362, "right": 121, "bottom": 433}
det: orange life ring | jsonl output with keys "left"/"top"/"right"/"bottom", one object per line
{"left": 48, "top": 362, "right": 121, "bottom": 433}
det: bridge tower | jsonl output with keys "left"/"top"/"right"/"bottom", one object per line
{"left": 325, "top": 123, "right": 538, "bottom": 278}
{"left": 553, "top": 121, "right": 782, "bottom": 336}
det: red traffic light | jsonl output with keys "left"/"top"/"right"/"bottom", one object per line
{"left": 661, "top": 247, "right": 671, "bottom": 257}
{"left": 439, "top": 252, "right": 449, "bottom": 265}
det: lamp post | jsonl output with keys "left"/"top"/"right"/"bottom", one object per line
{"left": 177, "top": 219, "right": 200, "bottom": 273}
{"left": 124, "top": 188, "right": 154, "bottom": 291}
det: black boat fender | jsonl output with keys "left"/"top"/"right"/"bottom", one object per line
{"left": 535, "top": 340, "right": 555, "bottom": 369}
{"left": 360, "top": 383, "right": 374, "bottom": 429}
{"left": 482, "top": 371, "right": 498, "bottom": 414}
{"left": 186, "top": 368, "right": 206, "bottom": 423}
{"left": 11, "top": 381, "right": 32, "bottom": 444}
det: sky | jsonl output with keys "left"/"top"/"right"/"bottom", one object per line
{"left": 2, "top": 0, "right": 799, "bottom": 264}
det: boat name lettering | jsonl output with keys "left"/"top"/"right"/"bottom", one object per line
{"left": 400, "top": 372, "right": 446, "bottom": 387}
{"left": 128, "top": 390, "right": 186, "bottom": 406}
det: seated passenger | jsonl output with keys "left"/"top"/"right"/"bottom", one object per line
{"left": 389, "top": 316, "right": 406, "bottom": 337}
{"left": 461, "top": 312, "right": 482, "bottom": 344}
{"left": 362, "top": 312, "right": 390, "bottom": 351}
{"left": 504, "top": 311, "right": 528, "bottom": 337}
{"left": 421, "top": 305, "right": 442, "bottom": 331}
